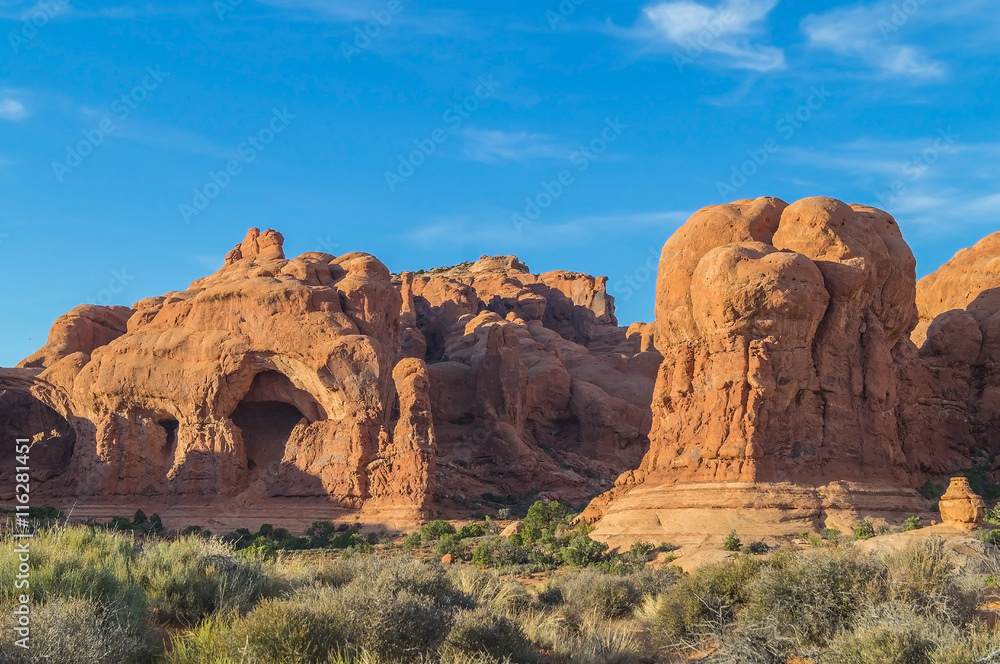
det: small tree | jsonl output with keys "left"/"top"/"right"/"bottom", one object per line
{"left": 133, "top": 509, "right": 147, "bottom": 526}
{"left": 723, "top": 530, "right": 742, "bottom": 551}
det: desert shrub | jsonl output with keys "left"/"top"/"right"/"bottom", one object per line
{"left": 403, "top": 531, "right": 424, "bottom": 550}
{"left": 440, "top": 607, "right": 538, "bottom": 663}
{"left": 823, "top": 606, "right": 940, "bottom": 664}
{"left": 473, "top": 536, "right": 533, "bottom": 569}
{"left": 359, "top": 556, "right": 467, "bottom": 608}
{"left": 723, "top": 530, "right": 742, "bottom": 551}
{"left": 437, "top": 533, "right": 470, "bottom": 559}
{"left": 0, "top": 527, "right": 146, "bottom": 632}
{"left": 643, "top": 554, "right": 763, "bottom": 646}
{"left": 555, "top": 570, "right": 641, "bottom": 619}
{"left": 904, "top": 516, "right": 923, "bottom": 531}
{"left": 0, "top": 598, "right": 152, "bottom": 664}
{"left": 139, "top": 536, "right": 276, "bottom": 625}
{"left": 166, "top": 590, "right": 346, "bottom": 664}
{"left": 334, "top": 586, "right": 450, "bottom": 660}
{"left": 448, "top": 567, "right": 533, "bottom": 615}
{"left": 882, "top": 538, "right": 977, "bottom": 623}
{"left": 740, "top": 546, "right": 883, "bottom": 648}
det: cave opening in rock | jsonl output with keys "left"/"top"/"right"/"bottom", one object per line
{"left": 158, "top": 418, "right": 179, "bottom": 464}
{"left": 230, "top": 371, "right": 322, "bottom": 473}
{"left": 0, "top": 389, "right": 76, "bottom": 482}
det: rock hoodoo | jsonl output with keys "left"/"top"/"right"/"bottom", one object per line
{"left": 585, "top": 197, "right": 1000, "bottom": 543}
{"left": 937, "top": 477, "right": 985, "bottom": 528}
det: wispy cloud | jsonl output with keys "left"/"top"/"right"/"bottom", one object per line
{"left": 633, "top": 0, "right": 784, "bottom": 72}
{"left": 404, "top": 210, "right": 690, "bottom": 247}
{"left": 801, "top": 2, "right": 944, "bottom": 78}
{"left": 0, "top": 97, "right": 28, "bottom": 121}
{"left": 460, "top": 128, "right": 564, "bottom": 164}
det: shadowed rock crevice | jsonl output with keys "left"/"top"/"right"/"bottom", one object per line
{"left": 0, "top": 389, "right": 76, "bottom": 484}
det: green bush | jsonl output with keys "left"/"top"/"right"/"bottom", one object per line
{"left": 521, "top": 501, "right": 569, "bottom": 546}
{"left": 904, "top": 516, "right": 923, "bottom": 531}
{"left": 473, "top": 536, "right": 533, "bottom": 569}
{"left": 629, "top": 540, "right": 656, "bottom": 561}
{"left": 138, "top": 536, "right": 276, "bottom": 625}
{"left": 560, "top": 530, "right": 609, "bottom": 568}
{"left": 421, "top": 520, "right": 458, "bottom": 542}
{"left": 459, "top": 521, "right": 490, "bottom": 539}
{"left": 436, "top": 533, "right": 470, "bottom": 560}
{"left": 723, "top": 530, "right": 742, "bottom": 551}
{"left": 976, "top": 528, "right": 1000, "bottom": 546}
{"left": 645, "top": 555, "right": 763, "bottom": 646}
{"left": 853, "top": 519, "right": 876, "bottom": 541}
{"left": 440, "top": 607, "right": 538, "bottom": 663}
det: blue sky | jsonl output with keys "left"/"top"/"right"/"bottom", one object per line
{"left": 1, "top": 0, "right": 997, "bottom": 366}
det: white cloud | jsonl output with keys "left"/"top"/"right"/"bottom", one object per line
{"left": 460, "top": 129, "right": 563, "bottom": 164}
{"left": 801, "top": 3, "right": 944, "bottom": 77}
{"left": 0, "top": 98, "right": 28, "bottom": 121}
{"left": 639, "top": 0, "right": 784, "bottom": 71}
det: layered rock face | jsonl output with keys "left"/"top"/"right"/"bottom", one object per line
{"left": 8, "top": 231, "right": 653, "bottom": 519}
{"left": 396, "top": 256, "right": 659, "bottom": 502}
{"left": 587, "top": 197, "right": 1000, "bottom": 543}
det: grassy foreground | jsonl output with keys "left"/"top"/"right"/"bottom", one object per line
{"left": 3, "top": 511, "right": 1000, "bottom": 663}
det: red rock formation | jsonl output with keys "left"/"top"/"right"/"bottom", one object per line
{"left": 913, "top": 231, "right": 1000, "bottom": 346}
{"left": 586, "top": 197, "right": 943, "bottom": 543}
{"left": 8, "top": 232, "right": 651, "bottom": 525}
{"left": 18, "top": 305, "right": 131, "bottom": 369}
{"left": 396, "top": 256, "right": 659, "bottom": 502}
